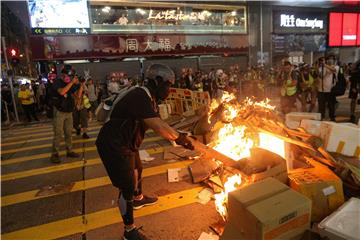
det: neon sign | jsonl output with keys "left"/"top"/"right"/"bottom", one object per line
{"left": 280, "top": 14, "right": 324, "bottom": 29}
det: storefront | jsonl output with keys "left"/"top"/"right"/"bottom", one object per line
{"left": 29, "top": 1, "right": 250, "bottom": 78}
{"left": 271, "top": 9, "right": 328, "bottom": 65}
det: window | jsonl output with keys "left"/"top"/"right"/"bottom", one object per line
{"left": 90, "top": 4, "right": 247, "bottom": 34}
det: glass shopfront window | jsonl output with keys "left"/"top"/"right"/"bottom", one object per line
{"left": 90, "top": 3, "right": 247, "bottom": 34}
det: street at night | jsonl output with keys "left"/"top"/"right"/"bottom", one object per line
{"left": 1, "top": 1, "right": 360, "bottom": 240}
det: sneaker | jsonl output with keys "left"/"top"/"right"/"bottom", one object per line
{"left": 123, "top": 226, "right": 148, "bottom": 240}
{"left": 133, "top": 195, "right": 158, "bottom": 210}
{"left": 66, "top": 151, "right": 80, "bottom": 158}
{"left": 50, "top": 153, "right": 61, "bottom": 163}
{"left": 82, "top": 133, "right": 90, "bottom": 139}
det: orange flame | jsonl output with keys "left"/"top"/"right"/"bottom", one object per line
{"left": 214, "top": 174, "right": 242, "bottom": 220}
{"left": 208, "top": 92, "right": 285, "bottom": 220}
{"left": 210, "top": 123, "right": 254, "bottom": 161}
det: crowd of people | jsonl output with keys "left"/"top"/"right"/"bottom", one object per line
{"left": 1, "top": 57, "right": 359, "bottom": 128}
{"left": 170, "top": 58, "right": 360, "bottom": 122}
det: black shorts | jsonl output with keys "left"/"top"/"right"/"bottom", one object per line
{"left": 96, "top": 141, "right": 141, "bottom": 196}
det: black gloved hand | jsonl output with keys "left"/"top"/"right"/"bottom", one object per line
{"left": 175, "top": 132, "right": 194, "bottom": 150}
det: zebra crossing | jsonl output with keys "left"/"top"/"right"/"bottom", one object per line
{"left": 1, "top": 121, "right": 219, "bottom": 240}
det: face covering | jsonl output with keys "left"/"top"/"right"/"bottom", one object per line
{"left": 156, "top": 81, "right": 171, "bottom": 101}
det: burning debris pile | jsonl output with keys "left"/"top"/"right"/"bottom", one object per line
{"left": 181, "top": 92, "right": 345, "bottom": 222}
{"left": 164, "top": 89, "right": 359, "bottom": 239}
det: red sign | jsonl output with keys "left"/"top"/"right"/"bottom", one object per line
{"left": 329, "top": 12, "right": 360, "bottom": 47}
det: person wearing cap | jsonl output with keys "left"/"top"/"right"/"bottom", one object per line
{"left": 95, "top": 64, "right": 194, "bottom": 240}
{"left": 50, "top": 65, "right": 82, "bottom": 163}
{"left": 299, "top": 64, "right": 318, "bottom": 112}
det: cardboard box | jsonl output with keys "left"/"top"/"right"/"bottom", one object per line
{"left": 319, "top": 198, "right": 360, "bottom": 240}
{"left": 221, "top": 178, "right": 311, "bottom": 240}
{"left": 285, "top": 112, "right": 321, "bottom": 129}
{"left": 288, "top": 159, "right": 344, "bottom": 222}
{"left": 319, "top": 121, "right": 360, "bottom": 158}
{"left": 238, "top": 148, "right": 288, "bottom": 184}
{"left": 300, "top": 119, "right": 322, "bottom": 137}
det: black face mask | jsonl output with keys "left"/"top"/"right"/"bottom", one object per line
{"left": 156, "top": 80, "right": 171, "bottom": 101}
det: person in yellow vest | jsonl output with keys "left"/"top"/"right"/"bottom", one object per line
{"left": 300, "top": 64, "right": 318, "bottom": 112}
{"left": 18, "top": 84, "right": 39, "bottom": 122}
{"left": 280, "top": 61, "right": 300, "bottom": 114}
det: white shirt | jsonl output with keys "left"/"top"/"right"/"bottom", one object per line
{"left": 318, "top": 65, "right": 338, "bottom": 93}
{"left": 108, "top": 82, "right": 120, "bottom": 94}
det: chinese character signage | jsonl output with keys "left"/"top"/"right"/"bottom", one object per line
{"left": 30, "top": 34, "right": 248, "bottom": 60}
{"left": 273, "top": 11, "right": 327, "bottom": 34}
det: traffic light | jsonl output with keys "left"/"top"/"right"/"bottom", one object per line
{"left": 9, "top": 48, "right": 20, "bottom": 65}
{"left": 10, "top": 48, "right": 17, "bottom": 57}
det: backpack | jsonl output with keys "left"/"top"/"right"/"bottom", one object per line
{"left": 331, "top": 66, "right": 346, "bottom": 96}
{"left": 95, "top": 86, "right": 152, "bottom": 123}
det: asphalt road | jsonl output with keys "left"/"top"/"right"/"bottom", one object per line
{"left": 1, "top": 94, "right": 358, "bottom": 240}
{"left": 1, "top": 121, "right": 221, "bottom": 240}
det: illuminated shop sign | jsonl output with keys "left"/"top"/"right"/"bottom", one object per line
{"left": 280, "top": 14, "right": 324, "bottom": 29}
{"left": 147, "top": 9, "right": 211, "bottom": 21}
{"left": 273, "top": 11, "right": 327, "bottom": 33}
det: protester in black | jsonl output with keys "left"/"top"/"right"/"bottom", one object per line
{"left": 349, "top": 60, "right": 360, "bottom": 123}
{"left": 96, "top": 64, "right": 194, "bottom": 240}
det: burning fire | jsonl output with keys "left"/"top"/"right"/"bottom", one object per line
{"left": 211, "top": 124, "right": 254, "bottom": 161}
{"left": 214, "top": 174, "right": 242, "bottom": 220}
{"left": 208, "top": 92, "right": 286, "bottom": 219}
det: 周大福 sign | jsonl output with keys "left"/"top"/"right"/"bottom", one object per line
{"left": 273, "top": 11, "right": 327, "bottom": 34}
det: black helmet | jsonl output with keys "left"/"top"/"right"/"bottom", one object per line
{"left": 145, "top": 64, "right": 175, "bottom": 84}
{"left": 61, "top": 64, "right": 75, "bottom": 76}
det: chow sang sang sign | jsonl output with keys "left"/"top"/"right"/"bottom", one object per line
{"left": 273, "top": 11, "right": 327, "bottom": 34}
{"left": 280, "top": 14, "right": 324, "bottom": 29}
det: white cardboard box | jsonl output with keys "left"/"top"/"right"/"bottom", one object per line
{"left": 300, "top": 119, "right": 322, "bottom": 137}
{"left": 285, "top": 112, "right": 321, "bottom": 129}
{"left": 319, "top": 197, "right": 360, "bottom": 240}
{"left": 320, "top": 121, "right": 360, "bottom": 158}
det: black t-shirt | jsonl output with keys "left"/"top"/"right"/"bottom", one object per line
{"left": 52, "top": 78, "right": 79, "bottom": 112}
{"left": 96, "top": 87, "right": 158, "bottom": 151}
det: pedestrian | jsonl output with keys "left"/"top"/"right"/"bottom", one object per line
{"left": 108, "top": 76, "right": 120, "bottom": 95}
{"left": 95, "top": 64, "right": 194, "bottom": 240}
{"left": 18, "top": 84, "right": 39, "bottom": 122}
{"left": 349, "top": 60, "right": 360, "bottom": 123}
{"left": 86, "top": 78, "right": 98, "bottom": 121}
{"left": 38, "top": 79, "right": 46, "bottom": 113}
{"left": 279, "top": 61, "right": 300, "bottom": 114}
{"left": 185, "top": 68, "right": 194, "bottom": 90}
{"left": 50, "top": 64, "right": 81, "bottom": 163}
{"left": 202, "top": 74, "right": 213, "bottom": 98}
{"left": 73, "top": 77, "right": 90, "bottom": 139}
{"left": 299, "top": 64, "right": 317, "bottom": 112}
{"left": 317, "top": 57, "right": 338, "bottom": 121}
